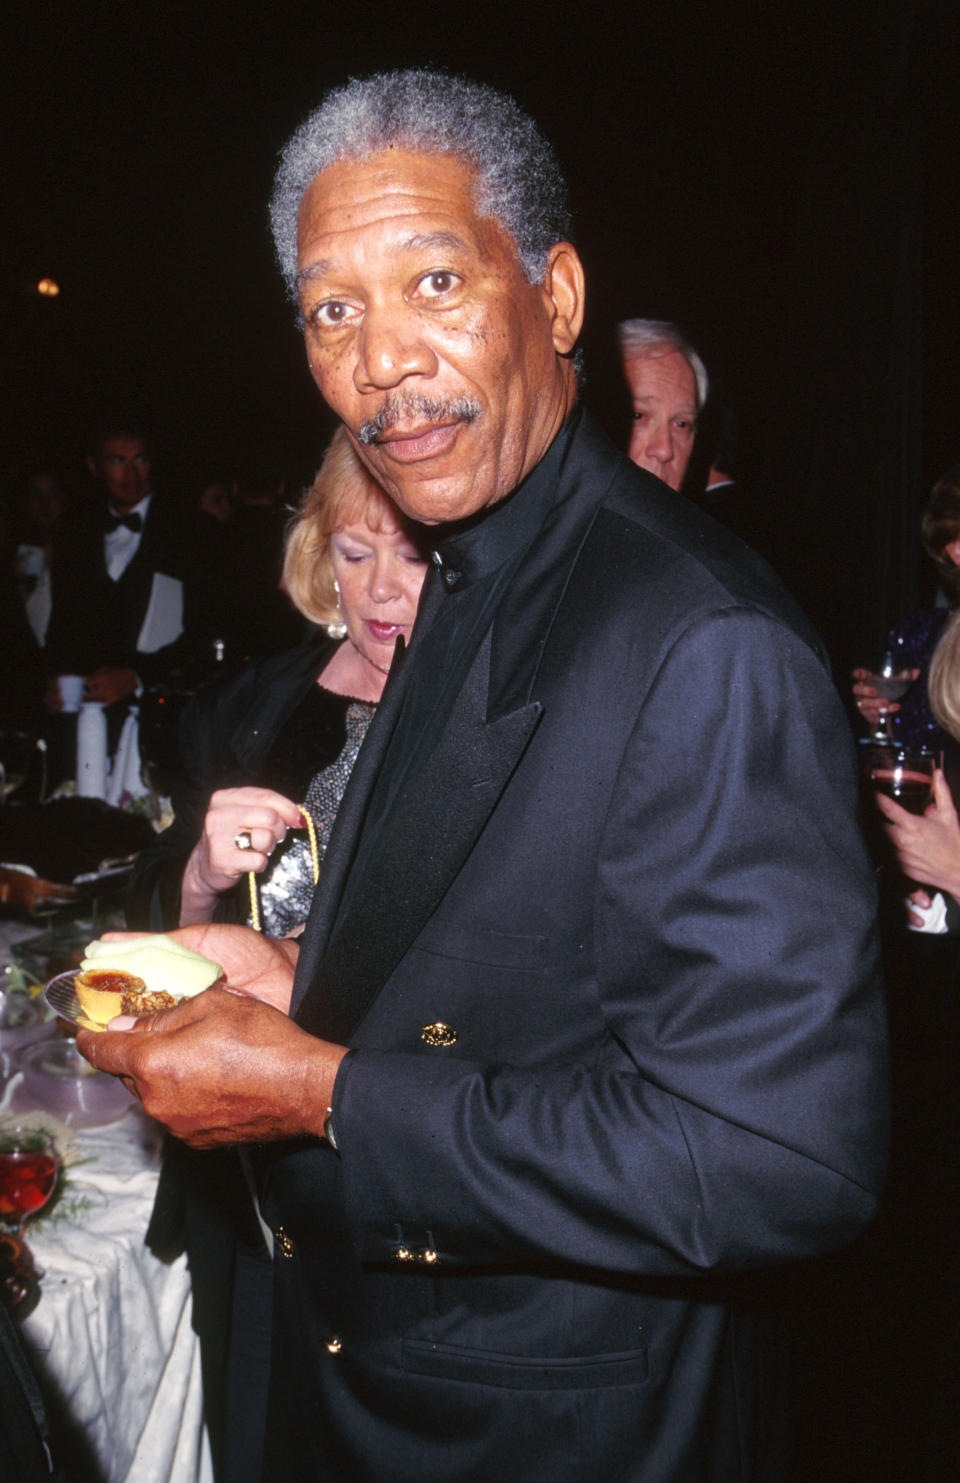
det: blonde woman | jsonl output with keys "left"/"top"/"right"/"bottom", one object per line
{"left": 128, "top": 428, "right": 428, "bottom": 934}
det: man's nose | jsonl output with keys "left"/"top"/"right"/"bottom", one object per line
{"left": 643, "top": 421, "right": 673, "bottom": 464}
{"left": 353, "top": 307, "right": 437, "bottom": 392}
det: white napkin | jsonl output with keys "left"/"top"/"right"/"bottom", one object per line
{"left": 105, "top": 709, "right": 144, "bottom": 806}
{"left": 906, "top": 890, "right": 949, "bottom": 934}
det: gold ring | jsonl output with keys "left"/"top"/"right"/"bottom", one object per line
{"left": 235, "top": 829, "right": 254, "bottom": 852}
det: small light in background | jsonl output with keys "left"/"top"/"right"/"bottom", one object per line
{"left": 37, "top": 278, "right": 60, "bottom": 297}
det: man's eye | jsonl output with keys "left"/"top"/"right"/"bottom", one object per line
{"left": 311, "top": 301, "right": 354, "bottom": 328}
{"left": 416, "top": 271, "right": 458, "bottom": 298}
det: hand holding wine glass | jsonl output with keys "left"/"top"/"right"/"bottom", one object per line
{"left": 852, "top": 651, "right": 920, "bottom": 739}
{"left": 874, "top": 766, "right": 960, "bottom": 904}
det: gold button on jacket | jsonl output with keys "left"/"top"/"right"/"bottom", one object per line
{"left": 420, "top": 1022, "right": 457, "bottom": 1047}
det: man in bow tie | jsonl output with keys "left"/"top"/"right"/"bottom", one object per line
{"left": 44, "top": 418, "right": 208, "bottom": 731}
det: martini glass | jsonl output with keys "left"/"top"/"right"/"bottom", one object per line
{"left": 859, "top": 652, "right": 916, "bottom": 741}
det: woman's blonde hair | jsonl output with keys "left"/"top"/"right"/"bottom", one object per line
{"left": 927, "top": 609, "right": 960, "bottom": 742}
{"left": 283, "top": 427, "right": 408, "bottom": 630}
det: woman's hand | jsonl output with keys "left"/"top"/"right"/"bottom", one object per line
{"left": 172, "top": 922, "right": 300, "bottom": 1011}
{"left": 87, "top": 924, "right": 299, "bottom": 1013}
{"left": 851, "top": 667, "right": 919, "bottom": 729}
{"left": 875, "top": 768, "right": 960, "bottom": 902}
{"left": 179, "top": 786, "right": 305, "bottom": 925}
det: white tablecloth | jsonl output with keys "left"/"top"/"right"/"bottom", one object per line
{"left": 2, "top": 1091, "right": 213, "bottom": 1483}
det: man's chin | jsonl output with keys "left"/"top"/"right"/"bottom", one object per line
{"left": 386, "top": 477, "right": 497, "bottom": 527}
{"left": 361, "top": 452, "right": 491, "bottom": 526}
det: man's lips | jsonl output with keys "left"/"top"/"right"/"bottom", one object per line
{"left": 373, "top": 422, "right": 462, "bottom": 463}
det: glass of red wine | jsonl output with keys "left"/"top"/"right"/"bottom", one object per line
{"left": 862, "top": 743, "right": 935, "bottom": 814}
{"left": 0, "top": 1124, "right": 58, "bottom": 1309}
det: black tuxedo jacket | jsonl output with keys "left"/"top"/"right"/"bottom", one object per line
{"left": 260, "top": 414, "right": 887, "bottom": 1481}
{"left": 45, "top": 497, "right": 208, "bottom": 689}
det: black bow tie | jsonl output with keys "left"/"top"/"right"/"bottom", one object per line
{"left": 105, "top": 511, "right": 143, "bottom": 534}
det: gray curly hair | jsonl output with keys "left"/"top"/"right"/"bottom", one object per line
{"left": 270, "top": 70, "right": 572, "bottom": 303}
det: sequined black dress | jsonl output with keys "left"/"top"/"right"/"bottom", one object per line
{"left": 247, "top": 688, "right": 374, "bottom": 935}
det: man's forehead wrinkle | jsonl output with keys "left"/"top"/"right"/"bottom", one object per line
{"left": 635, "top": 393, "right": 697, "bottom": 410}
{"left": 298, "top": 230, "right": 469, "bottom": 279}
{"left": 399, "top": 230, "right": 469, "bottom": 255}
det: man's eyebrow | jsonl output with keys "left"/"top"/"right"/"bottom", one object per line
{"left": 297, "top": 260, "right": 334, "bottom": 286}
{"left": 296, "top": 231, "right": 469, "bottom": 287}
{"left": 399, "top": 231, "right": 468, "bottom": 255}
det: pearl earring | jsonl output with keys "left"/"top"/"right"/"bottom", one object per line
{"left": 328, "top": 576, "right": 347, "bottom": 639}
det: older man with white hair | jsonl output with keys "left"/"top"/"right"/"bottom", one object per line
{"left": 619, "top": 317, "right": 708, "bottom": 489}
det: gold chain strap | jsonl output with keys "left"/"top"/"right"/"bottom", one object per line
{"left": 247, "top": 809, "right": 320, "bottom": 934}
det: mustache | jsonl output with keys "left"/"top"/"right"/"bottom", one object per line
{"left": 358, "top": 394, "right": 481, "bottom": 445}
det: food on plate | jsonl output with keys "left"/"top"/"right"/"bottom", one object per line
{"left": 74, "top": 935, "right": 224, "bottom": 1025}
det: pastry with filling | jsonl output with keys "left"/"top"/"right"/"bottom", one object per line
{"left": 75, "top": 934, "right": 223, "bottom": 1026}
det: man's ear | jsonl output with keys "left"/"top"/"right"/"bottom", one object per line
{"left": 85, "top": 455, "right": 98, "bottom": 480}
{"left": 541, "top": 242, "right": 586, "bottom": 355}
{"left": 943, "top": 537, "right": 960, "bottom": 569}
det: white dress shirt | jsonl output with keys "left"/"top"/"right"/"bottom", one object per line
{"left": 104, "top": 493, "right": 152, "bottom": 581}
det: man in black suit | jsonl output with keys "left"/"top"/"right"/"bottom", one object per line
{"left": 83, "top": 73, "right": 888, "bottom": 1481}
{"left": 44, "top": 421, "right": 208, "bottom": 768}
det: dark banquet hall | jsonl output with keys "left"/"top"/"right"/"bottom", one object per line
{"left": 1, "top": 3, "right": 959, "bottom": 1481}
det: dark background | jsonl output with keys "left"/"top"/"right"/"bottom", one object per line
{"left": 3, "top": 7, "right": 960, "bottom": 1475}
{"left": 3, "top": 0, "right": 957, "bottom": 674}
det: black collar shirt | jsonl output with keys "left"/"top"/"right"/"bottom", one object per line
{"left": 340, "top": 410, "right": 579, "bottom": 906}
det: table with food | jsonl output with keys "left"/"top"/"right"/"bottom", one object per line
{"left": 0, "top": 795, "right": 213, "bottom": 1483}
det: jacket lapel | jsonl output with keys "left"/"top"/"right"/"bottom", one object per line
{"left": 291, "top": 572, "right": 445, "bottom": 1010}
{"left": 294, "top": 625, "right": 541, "bottom": 1042}
{"left": 290, "top": 642, "right": 410, "bottom": 1007}
{"left": 293, "top": 414, "right": 619, "bottom": 1043}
